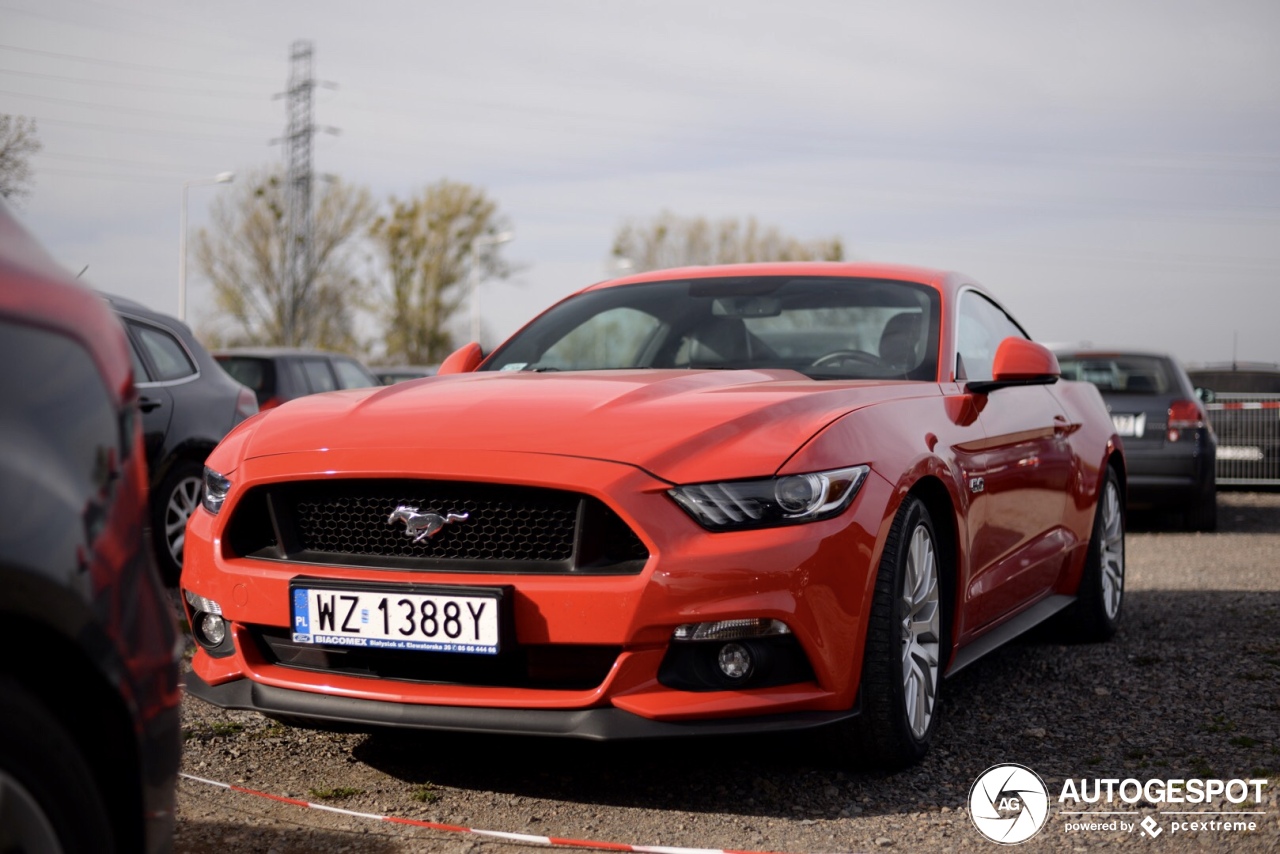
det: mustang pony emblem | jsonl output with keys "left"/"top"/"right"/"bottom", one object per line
{"left": 388, "top": 506, "right": 469, "bottom": 542}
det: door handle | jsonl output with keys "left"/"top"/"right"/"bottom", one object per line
{"left": 138, "top": 397, "right": 163, "bottom": 413}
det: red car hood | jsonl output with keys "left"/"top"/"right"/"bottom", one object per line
{"left": 240, "top": 369, "right": 935, "bottom": 483}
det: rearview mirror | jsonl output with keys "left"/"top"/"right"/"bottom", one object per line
{"left": 711, "top": 296, "right": 782, "bottom": 318}
{"left": 436, "top": 342, "right": 484, "bottom": 375}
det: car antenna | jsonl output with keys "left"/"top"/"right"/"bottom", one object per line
{"left": 76, "top": 265, "right": 89, "bottom": 279}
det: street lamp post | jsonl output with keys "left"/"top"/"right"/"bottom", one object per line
{"left": 468, "top": 230, "right": 513, "bottom": 345}
{"left": 179, "top": 172, "right": 234, "bottom": 322}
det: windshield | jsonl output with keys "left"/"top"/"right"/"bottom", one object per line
{"left": 482, "top": 276, "right": 941, "bottom": 381}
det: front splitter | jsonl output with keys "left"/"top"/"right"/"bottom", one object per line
{"left": 184, "top": 671, "right": 858, "bottom": 740}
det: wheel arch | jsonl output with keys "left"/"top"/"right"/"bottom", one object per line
{"left": 151, "top": 439, "right": 217, "bottom": 489}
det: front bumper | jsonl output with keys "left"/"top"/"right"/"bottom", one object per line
{"left": 181, "top": 448, "right": 892, "bottom": 731}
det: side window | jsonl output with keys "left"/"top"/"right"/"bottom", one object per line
{"left": 129, "top": 321, "right": 197, "bottom": 382}
{"left": 126, "top": 336, "right": 150, "bottom": 382}
{"left": 333, "top": 358, "right": 376, "bottom": 389}
{"left": 956, "top": 292, "right": 1027, "bottom": 382}
{"left": 300, "top": 358, "right": 337, "bottom": 393}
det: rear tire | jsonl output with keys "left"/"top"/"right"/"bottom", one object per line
{"left": 829, "top": 496, "right": 942, "bottom": 769}
{"left": 0, "top": 677, "right": 116, "bottom": 854}
{"left": 1059, "top": 467, "right": 1125, "bottom": 642}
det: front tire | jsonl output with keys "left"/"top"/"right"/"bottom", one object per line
{"left": 1059, "top": 466, "right": 1125, "bottom": 641}
{"left": 831, "top": 496, "right": 943, "bottom": 769}
{"left": 153, "top": 459, "right": 203, "bottom": 586}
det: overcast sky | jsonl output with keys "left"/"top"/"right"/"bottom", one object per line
{"left": 6, "top": 0, "right": 1279, "bottom": 366}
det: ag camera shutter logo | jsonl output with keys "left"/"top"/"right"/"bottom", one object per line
{"left": 969, "top": 764, "right": 1050, "bottom": 844}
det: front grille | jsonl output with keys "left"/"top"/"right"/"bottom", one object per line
{"left": 225, "top": 479, "right": 648, "bottom": 574}
{"left": 249, "top": 626, "right": 620, "bottom": 690}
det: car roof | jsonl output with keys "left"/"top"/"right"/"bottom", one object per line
{"left": 214, "top": 347, "right": 357, "bottom": 358}
{"left": 1051, "top": 347, "right": 1178, "bottom": 360}
{"left": 1187, "top": 361, "right": 1280, "bottom": 374}
{"left": 577, "top": 261, "right": 965, "bottom": 296}
{"left": 0, "top": 203, "right": 134, "bottom": 403}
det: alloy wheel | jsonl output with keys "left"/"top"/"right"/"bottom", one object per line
{"left": 901, "top": 523, "right": 940, "bottom": 740}
{"left": 1099, "top": 479, "right": 1124, "bottom": 620}
{"left": 163, "top": 474, "right": 203, "bottom": 567}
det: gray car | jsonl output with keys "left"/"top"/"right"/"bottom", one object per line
{"left": 1055, "top": 348, "right": 1217, "bottom": 530}
{"left": 213, "top": 347, "right": 379, "bottom": 410}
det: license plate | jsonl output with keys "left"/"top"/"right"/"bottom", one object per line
{"left": 1111, "top": 412, "right": 1147, "bottom": 438}
{"left": 1218, "top": 445, "right": 1264, "bottom": 462}
{"left": 291, "top": 583, "right": 502, "bottom": 654}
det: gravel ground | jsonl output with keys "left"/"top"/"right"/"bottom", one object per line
{"left": 173, "top": 491, "right": 1279, "bottom": 853}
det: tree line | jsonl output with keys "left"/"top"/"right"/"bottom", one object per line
{"left": 194, "top": 169, "right": 845, "bottom": 365}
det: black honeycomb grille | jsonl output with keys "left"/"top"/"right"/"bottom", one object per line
{"left": 294, "top": 486, "right": 577, "bottom": 561}
{"left": 224, "top": 479, "right": 648, "bottom": 574}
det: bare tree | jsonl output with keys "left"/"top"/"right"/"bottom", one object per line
{"left": 194, "top": 167, "right": 374, "bottom": 351}
{"left": 612, "top": 211, "right": 844, "bottom": 273}
{"left": 369, "top": 180, "right": 511, "bottom": 364}
{"left": 0, "top": 115, "right": 43, "bottom": 202}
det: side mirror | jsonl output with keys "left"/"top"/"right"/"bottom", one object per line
{"left": 436, "top": 342, "right": 484, "bottom": 375}
{"left": 968, "top": 338, "right": 1060, "bottom": 394}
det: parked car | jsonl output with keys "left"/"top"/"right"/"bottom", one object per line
{"left": 1187, "top": 362, "right": 1280, "bottom": 486}
{"left": 214, "top": 347, "right": 379, "bottom": 410}
{"left": 1055, "top": 348, "right": 1216, "bottom": 530}
{"left": 102, "top": 294, "right": 259, "bottom": 583}
{"left": 371, "top": 363, "right": 438, "bottom": 385}
{"left": 182, "top": 262, "right": 1125, "bottom": 769}
{"left": 0, "top": 202, "right": 181, "bottom": 853}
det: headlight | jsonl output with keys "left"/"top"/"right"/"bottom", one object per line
{"left": 202, "top": 466, "right": 232, "bottom": 515}
{"left": 668, "top": 465, "right": 870, "bottom": 531}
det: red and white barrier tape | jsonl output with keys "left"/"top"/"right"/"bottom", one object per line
{"left": 1205, "top": 400, "right": 1280, "bottom": 410}
{"left": 180, "top": 772, "right": 812, "bottom": 854}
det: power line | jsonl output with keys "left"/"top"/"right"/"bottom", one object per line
{"left": 36, "top": 167, "right": 182, "bottom": 186}
{"left": 0, "top": 42, "right": 274, "bottom": 83}
{"left": 36, "top": 116, "right": 263, "bottom": 144}
{"left": 38, "top": 151, "right": 221, "bottom": 175}
{"left": 0, "top": 67, "right": 266, "bottom": 99}
{"left": 0, "top": 88, "right": 276, "bottom": 130}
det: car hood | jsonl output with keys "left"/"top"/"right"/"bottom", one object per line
{"left": 239, "top": 369, "right": 935, "bottom": 483}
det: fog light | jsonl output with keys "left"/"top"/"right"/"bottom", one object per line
{"left": 718, "top": 642, "right": 753, "bottom": 680}
{"left": 200, "top": 612, "right": 227, "bottom": 646}
{"left": 184, "top": 589, "right": 228, "bottom": 650}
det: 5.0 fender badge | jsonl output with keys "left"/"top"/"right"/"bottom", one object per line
{"left": 388, "top": 506, "right": 469, "bottom": 542}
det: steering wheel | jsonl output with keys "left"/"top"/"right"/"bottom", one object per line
{"left": 810, "top": 349, "right": 888, "bottom": 370}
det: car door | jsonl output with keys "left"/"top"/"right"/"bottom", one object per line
{"left": 121, "top": 317, "right": 180, "bottom": 467}
{"left": 954, "top": 291, "right": 1074, "bottom": 632}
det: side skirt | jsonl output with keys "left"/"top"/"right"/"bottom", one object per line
{"left": 945, "top": 594, "right": 1076, "bottom": 677}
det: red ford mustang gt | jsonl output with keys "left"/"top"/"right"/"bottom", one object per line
{"left": 181, "top": 262, "right": 1125, "bottom": 767}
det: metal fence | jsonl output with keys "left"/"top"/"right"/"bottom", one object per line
{"left": 1204, "top": 393, "right": 1280, "bottom": 486}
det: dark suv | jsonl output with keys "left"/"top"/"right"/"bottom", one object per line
{"left": 1056, "top": 348, "right": 1217, "bottom": 530}
{"left": 0, "top": 203, "right": 181, "bottom": 853}
{"left": 214, "top": 346, "right": 379, "bottom": 410}
{"left": 103, "top": 294, "right": 258, "bottom": 583}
